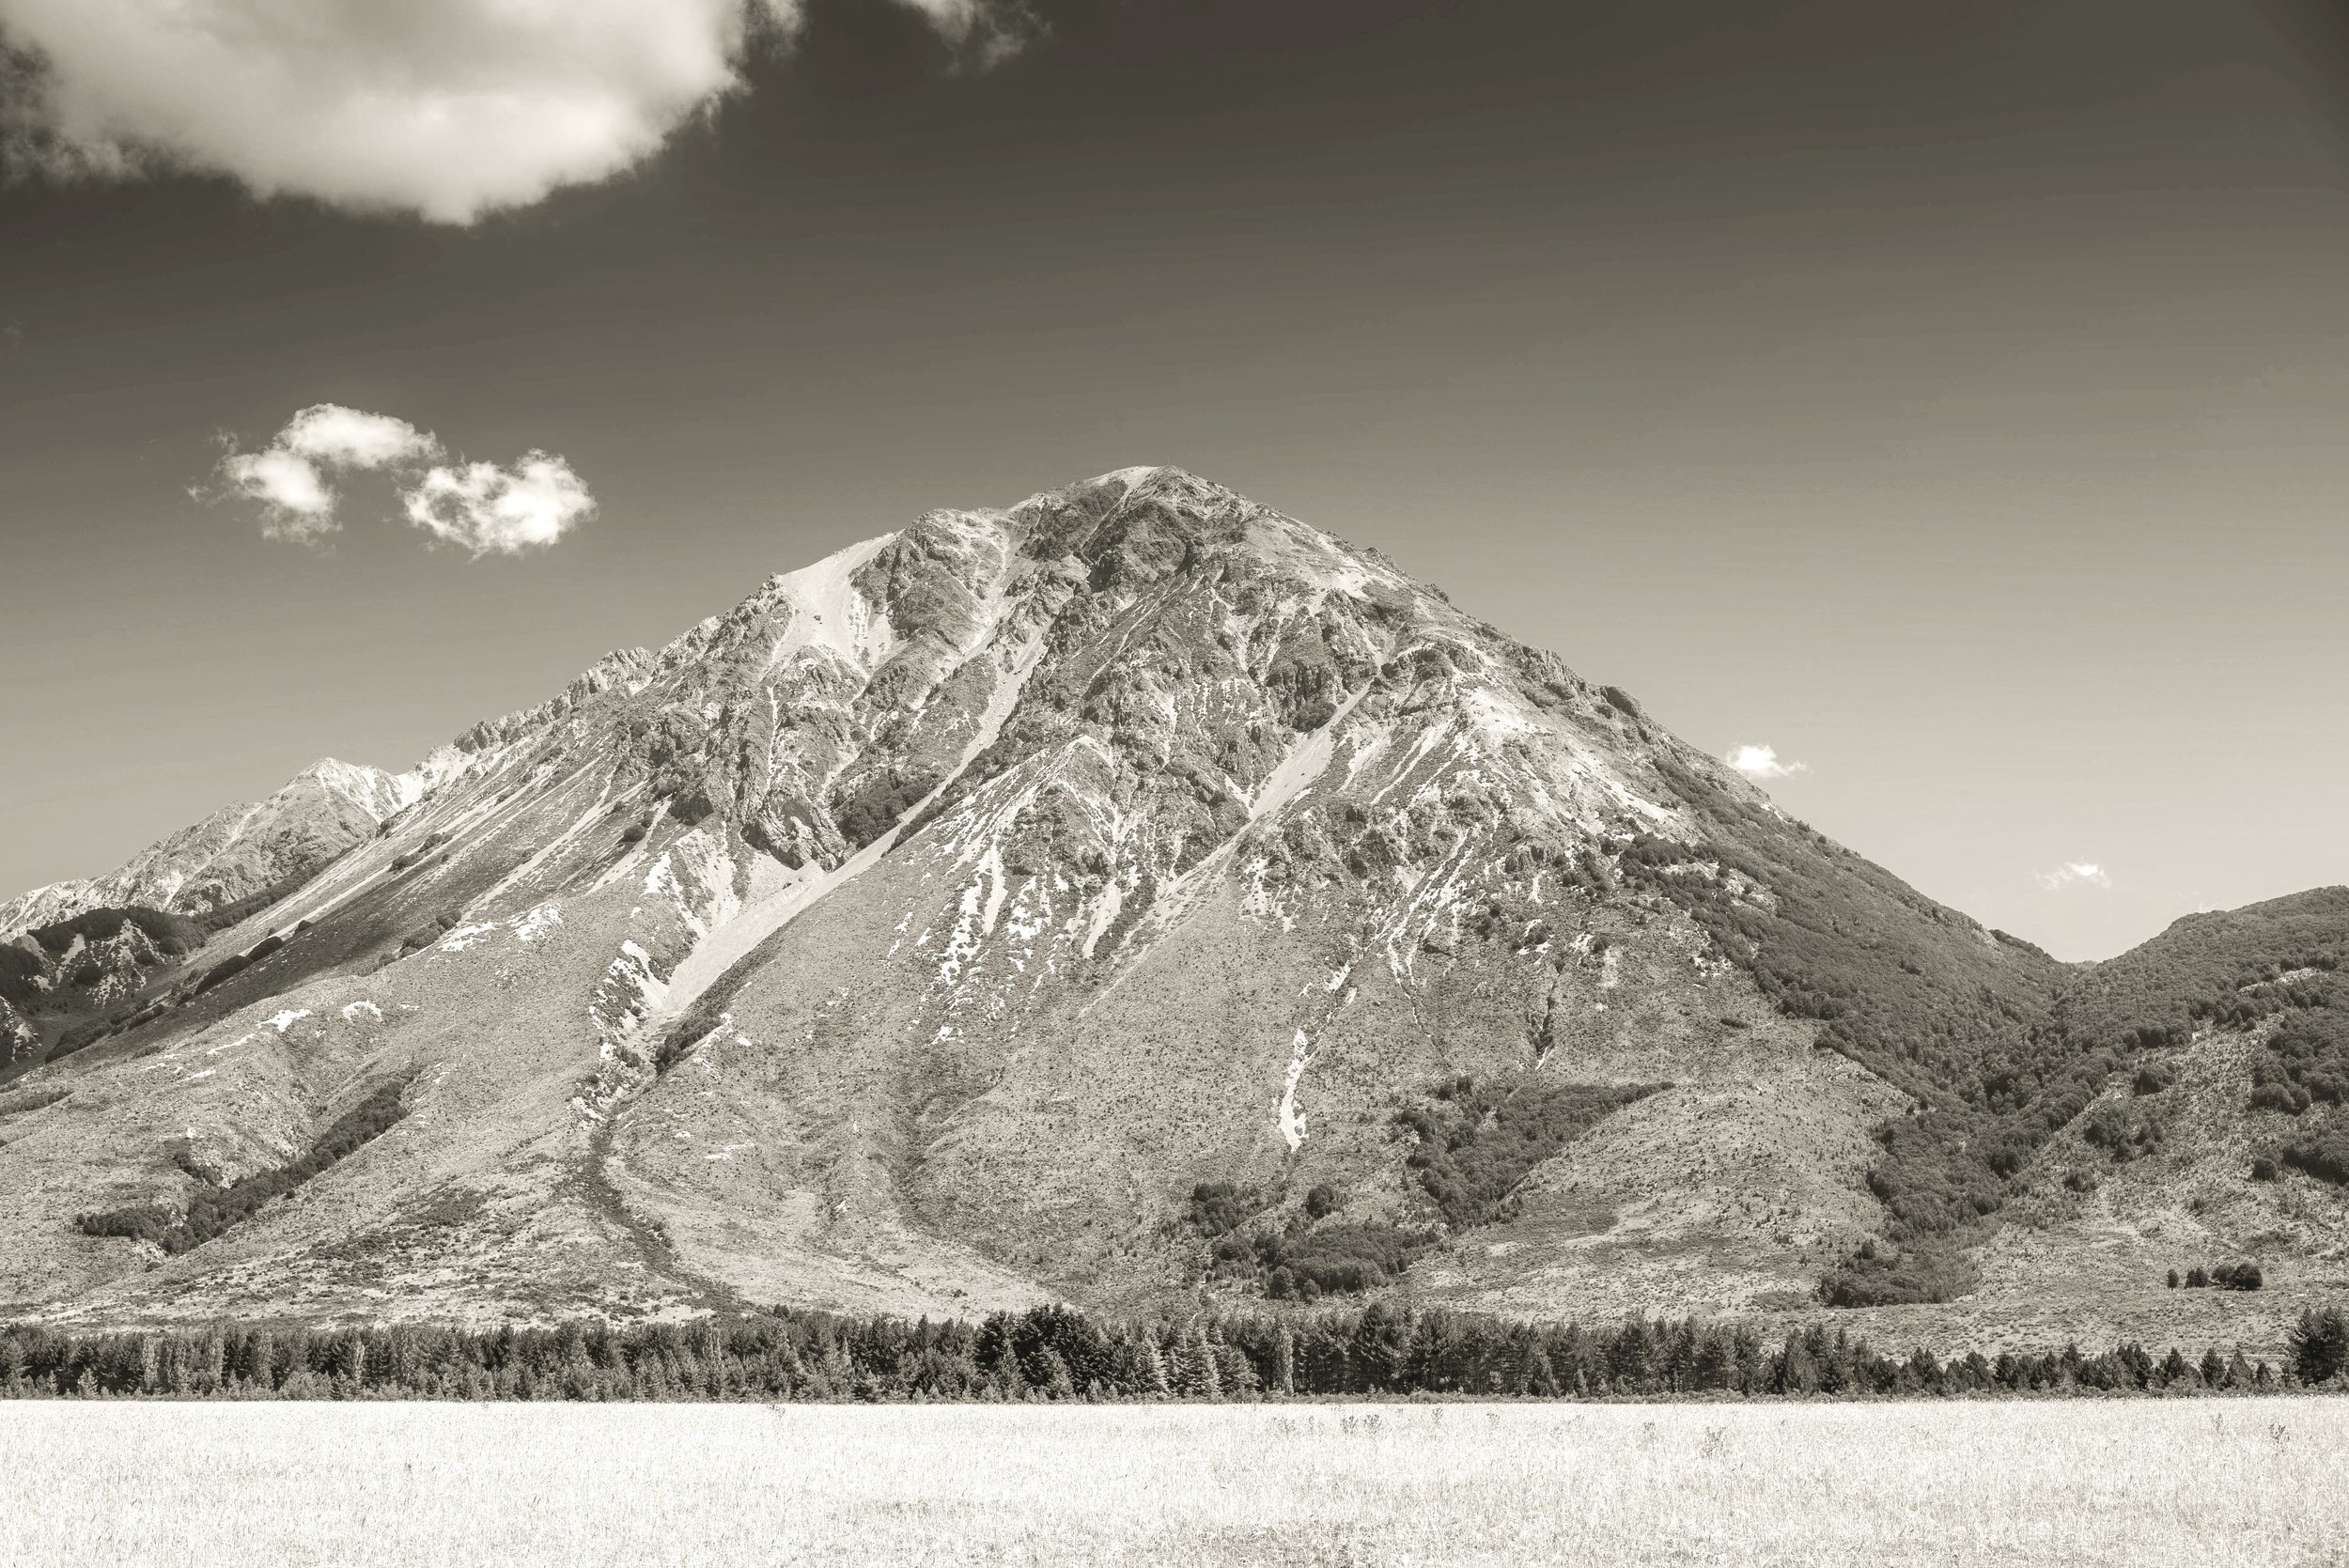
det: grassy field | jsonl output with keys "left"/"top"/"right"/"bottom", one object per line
{"left": 0, "top": 1399, "right": 2343, "bottom": 1566}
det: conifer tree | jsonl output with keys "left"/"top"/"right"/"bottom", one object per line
{"left": 1213, "top": 1342, "right": 1257, "bottom": 1399}
{"left": 2289, "top": 1306, "right": 2349, "bottom": 1386}
{"left": 1127, "top": 1330, "right": 1171, "bottom": 1399}
{"left": 1035, "top": 1345, "right": 1077, "bottom": 1400}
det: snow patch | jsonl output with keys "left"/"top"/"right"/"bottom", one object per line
{"left": 437, "top": 923, "right": 499, "bottom": 953}
{"left": 1276, "top": 1029, "right": 1315, "bottom": 1152}
{"left": 510, "top": 901, "right": 564, "bottom": 942}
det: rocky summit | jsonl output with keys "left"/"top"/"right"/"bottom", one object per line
{"left": 3, "top": 467, "right": 2343, "bottom": 1352}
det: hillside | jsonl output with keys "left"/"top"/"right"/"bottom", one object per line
{"left": 0, "top": 467, "right": 2339, "bottom": 1353}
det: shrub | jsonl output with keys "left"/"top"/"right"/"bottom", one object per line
{"left": 191, "top": 953, "right": 253, "bottom": 995}
{"left": 2212, "top": 1261, "right": 2263, "bottom": 1292}
{"left": 389, "top": 832, "right": 450, "bottom": 875}
{"left": 2131, "top": 1061, "right": 2177, "bottom": 1095}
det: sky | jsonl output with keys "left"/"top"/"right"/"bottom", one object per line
{"left": 2, "top": 0, "right": 2345, "bottom": 962}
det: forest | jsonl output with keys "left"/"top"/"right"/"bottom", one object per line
{"left": 0, "top": 1299, "right": 2342, "bottom": 1403}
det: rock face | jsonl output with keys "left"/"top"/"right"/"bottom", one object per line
{"left": 0, "top": 467, "right": 2340, "bottom": 1350}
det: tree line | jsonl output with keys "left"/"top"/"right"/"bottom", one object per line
{"left": 1, "top": 1300, "right": 2344, "bottom": 1402}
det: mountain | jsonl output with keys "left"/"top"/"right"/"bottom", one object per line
{"left": 0, "top": 758, "right": 426, "bottom": 939}
{"left": 0, "top": 467, "right": 2341, "bottom": 1353}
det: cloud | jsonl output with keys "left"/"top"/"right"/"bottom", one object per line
{"left": 213, "top": 403, "right": 591, "bottom": 555}
{"left": 0, "top": 0, "right": 1025, "bottom": 224}
{"left": 403, "top": 452, "right": 597, "bottom": 557}
{"left": 277, "top": 404, "right": 437, "bottom": 470}
{"left": 1724, "top": 743, "right": 1809, "bottom": 780}
{"left": 2036, "top": 862, "right": 2112, "bottom": 892}
{"left": 219, "top": 444, "right": 341, "bottom": 540}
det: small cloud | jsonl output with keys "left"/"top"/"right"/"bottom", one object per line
{"left": 2037, "top": 862, "right": 2112, "bottom": 892}
{"left": 1725, "top": 743, "right": 1809, "bottom": 780}
{"left": 210, "top": 404, "right": 590, "bottom": 556}
{"left": 278, "top": 405, "right": 436, "bottom": 471}
{"left": 403, "top": 452, "right": 596, "bottom": 557}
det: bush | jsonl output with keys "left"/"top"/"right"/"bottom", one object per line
{"left": 191, "top": 953, "right": 252, "bottom": 995}
{"left": 389, "top": 832, "right": 449, "bottom": 875}
{"left": 2212, "top": 1261, "right": 2263, "bottom": 1292}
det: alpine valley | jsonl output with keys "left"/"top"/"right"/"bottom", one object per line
{"left": 4, "top": 468, "right": 2343, "bottom": 1354}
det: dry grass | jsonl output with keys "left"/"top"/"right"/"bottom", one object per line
{"left": 1, "top": 1398, "right": 2344, "bottom": 1566}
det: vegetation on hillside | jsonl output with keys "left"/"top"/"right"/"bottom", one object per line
{"left": 1396, "top": 1073, "right": 1666, "bottom": 1231}
{"left": 1183, "top": 1182, "right": 1432, "bottom": 1299}
{"left": 76, "top": 1078, "right": 412, "bottom": 1254}
{"left": 1181, "top": 1072, "right": 1658, "bottom": 1299}
{"left": 26, "top": 908, "right": 207, "bottom": 958}
{"left": 1636, "top": 761, "right": 2349, "bottom": 1306}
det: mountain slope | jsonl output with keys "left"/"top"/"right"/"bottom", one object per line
{"left": 0, "top": 467, "right": 2339, "bottom": 1351}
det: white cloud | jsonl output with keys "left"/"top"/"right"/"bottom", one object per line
{"left": 278, "top": 404, "right": 436, "bottom": 470}
{"left": 402, "top": 452, "right": 596, "bottom": 557}
{"left": 2037, "top": 862, "right": 2112, "bottom": 892}
{"left": 218, "top": 445, "right": 339, "bottom": 541}
{"left": 213, "top": 403, "right": 590, "bottom": 555}
{"left": 1724, "top": 743, "right": 1809, "bottom": 781}
{"left": 0, "top": 0, "right": 1022, "bottom": 224}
